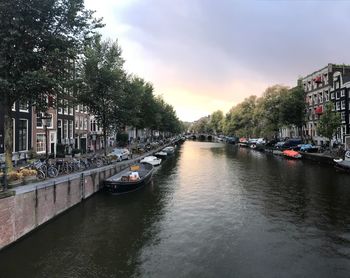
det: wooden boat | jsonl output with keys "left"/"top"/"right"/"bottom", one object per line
{"left": 283, "top": 150, "right": 302, "bottom": 159}
{"left": 104, "top": 163, "right": 154, "bottom": 194}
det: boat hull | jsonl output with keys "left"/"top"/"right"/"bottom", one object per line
{"left": 104, "top": 164, "right": 154, "bottom": 194}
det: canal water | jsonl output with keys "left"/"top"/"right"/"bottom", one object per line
{"left": 1, "top": 141, "right": 350, "bottom": 278}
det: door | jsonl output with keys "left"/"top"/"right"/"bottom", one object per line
{"left": 49, "top": 131, "right": 56, "bottom": 155}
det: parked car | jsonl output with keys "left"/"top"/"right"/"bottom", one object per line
{"left": 107, "top": 148, "right": 130, "bottom": 161}
{"left": 299, "top": 144, "right": 319, "bottom": 153}
{"left": 276, "top": 139, "right": 303, "bottom": 150}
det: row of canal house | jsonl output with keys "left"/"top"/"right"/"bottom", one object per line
{"left": 281, "top": 63, "right": 350, "bottom": 149}
{"left": 0, "top": 97, "right": 160, "bottom": 163}
{"left": 0, "top": 98, "right": 107, "bottom": 162}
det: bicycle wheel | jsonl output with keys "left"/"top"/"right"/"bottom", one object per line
{"left": 96, "top": 159, "right": 103, "bottom": 168}
{"left": 48, "top": 166, "right": 58, "bottom": 178}
{"left": 37, "top": 170, "right": 46, "bottom": 180}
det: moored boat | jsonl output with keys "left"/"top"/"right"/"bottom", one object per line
{"left": 334, "top": 151, "right": 350, "bottom": 172}
{"left": 104, "top": 163, "right": 154, "bottom": 194}
{"left": 283, "top": 150, "right": 302, "bottom": 159}
{"left": 140, "top": 156, "right": 162, "bottom": 166}
{"left": 154, "top": 151, "right": 167, "bottom": 159}
{"left": 162, "top": 146, "right": 175, "bottom": 154}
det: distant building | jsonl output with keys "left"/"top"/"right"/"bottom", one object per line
{"left": 301, "top": 63, "right": 350, "bottom": 146}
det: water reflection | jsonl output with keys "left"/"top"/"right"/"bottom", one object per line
{"left": 1, "top": 141, "right": 350, "bottom": 278}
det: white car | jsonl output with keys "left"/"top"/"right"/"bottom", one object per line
{"left": 108, "top": 148, "right": 130, "bottom": 161}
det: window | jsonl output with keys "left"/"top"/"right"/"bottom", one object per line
{"left": 341, "top": 112, "right": 346, "bottom": 123}
{"left": 341, "top": 100, "right": 345, "bottom": 110}
{"left": 36, "top": 134, "right": 45, "bottom": 152}
{"left": 69, "top": 105, "right": 73, "bottom": 116}
{"left": 64, "top": 120, "right": 68, "bottom": 139}
{"left": 335, "top": 80, "right": 340, "bottom": 89}
{"left": 341, "top": 89, "right": 345, "bottom": 97}
{"left": 75, "top": 118, "right": 79, "bottom": 129}
{"left": 331, "top": 92, "right": 335, "bottom": 99}
{"left": 80, "top": 118, "right": 83, "bottom": 129}
{"left": 19, "top": 101, "right": 29, "bottom": 112}
{"left": 46, "top": 114, "right": 53, "bottom": 128}
{"left": 18, "top": 119, "right": 28, "bottom": 151}
{"left": 336, "top": 91, "right": 340, "bottom": 100}
{"left": 75, "top": 105, "right": 79, "bottom": 112}
{"left": 319, "top": 92, "right": 323, "bottom": 103}
{"left": 36, "top": 113, "right": 43, "bottom": 128}
{"left": 336, "top": 102, "right": 340, "bottom": 111}
{"left": 324, "top": 91, "right": 329, "bottom": 101}
{"left": 69, "top": 120, "right": 73, "bottom": 139}
{"left": 58, "top": 99, "right": 63, "bottom": 114}
{"left": 84, "top": 118, "right": 88, "bottom": 130}
{"left": 64, "top": 100, "right": 68, "bottom": 115}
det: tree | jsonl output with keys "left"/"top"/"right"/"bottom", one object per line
{"left": 78, "top": 35, "right": 125, "bottom": 155}
{"left": 209, "top": 110, "right": 224, "bottom": 134}
{"left": 223, "top": 96, "right": 257, "bottom": 137}
{"left": 280, "top": 85, "right": 306, "bottom": 136}
{"left": 259, "top": 85, "right": 289, "bottom": 138}
{"left": 0, "top": 0, "right": 102, "bottom": 169}
{"left": 317, "top": 102, "right": 341, "bottom": 147}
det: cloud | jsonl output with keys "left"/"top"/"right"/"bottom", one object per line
{"left": 85, "top": 0, "right": 350, "bottom": 121}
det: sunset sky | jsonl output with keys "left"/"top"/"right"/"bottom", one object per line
{"left": 85, "top": 0, "right": 350, "bottom": 122}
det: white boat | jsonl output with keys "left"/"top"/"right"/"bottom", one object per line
{"left": 155, "top": 151, "right": 167, "bottom": 158}
{"left": 140, "top": 156, "right": 162, "bottom": 166}
{"left": 162, "top": 146, "right": 175, "bottom": 154}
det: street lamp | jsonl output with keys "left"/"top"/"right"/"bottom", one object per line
{"left": 39, "top": 112, "right": 52, "bottom": 160}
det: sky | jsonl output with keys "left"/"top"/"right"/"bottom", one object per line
{"left": 84, "top": 0, "right": 350, "bottom": 122}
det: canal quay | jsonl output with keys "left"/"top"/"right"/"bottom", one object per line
{"left": 1, "top": 140, "right": 350, "bottom": 278}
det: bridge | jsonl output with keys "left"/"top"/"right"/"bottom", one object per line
{"left": 188, "top": 133, "right": 214, "bottom": 141}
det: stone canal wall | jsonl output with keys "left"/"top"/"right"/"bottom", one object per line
{"left": 0, "top": 161, "right": 134, "bottom": 251}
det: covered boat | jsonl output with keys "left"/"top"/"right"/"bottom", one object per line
{"left": 140, "top": 156, "right": 162, "bottom": 166}
{"left": 283, "top": 150, "right": 302, "bottom": 159}
{"left": 154, "top": 151, "right": 167, "bottom": 159}
{"left": 104, "top": 163, "right": 154, "bottom": 194}
{"left": 162, "top": 146, "right": 175, "bottom": 155}
{"left": 334, "top": 151, "right": 350, "bottom": 172}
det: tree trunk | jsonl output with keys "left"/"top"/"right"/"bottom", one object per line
{"left": 4, "top": 98, "right": 14, "bottom": 174}
{"left": 103, "top": 129, "right": 107, "bottom": 156}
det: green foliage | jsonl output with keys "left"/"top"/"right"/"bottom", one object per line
{"left": 317, "top": 102, "right": 342, "bottom": 144}
{"left": 78, "top": 35, "right": 126, "bottom": 153}
{"left": 280, "top": 85, "right": 306, "bottom": 129}
{"left": 117, "top": 133, "right": 129, "bottom": 146}
{"left": 192, "top": 84, "right": 305, "bottom": 140}
{"left": 0, "top": 0, "right": 103, "bottom": 109}
{"left": 209, "top": 110, "right": 224, "bottom": 134}
{"left": 0, "top": 0, "right": 102, "bottom": 170}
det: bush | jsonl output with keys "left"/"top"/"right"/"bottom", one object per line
{"left": 117, "top": 133, "right": 129, "bottom": 147}
{"left": 20, "top": 169, "right": 37, "bottom": 177}
{"left": 8, "top": 171, "right": 23, "bottom": 181}
{"left": 72, "top": 149, "right": 81, "bottom": 155}
{"left": 28, "top": 148, "right": 37, "bottom": 159}
{"left": 56, "top": 144, "right": 66, "bottom": 158}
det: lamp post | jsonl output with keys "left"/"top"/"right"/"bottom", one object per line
{"left": 39, "top": 113, "right": 52, "bottom": 160}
